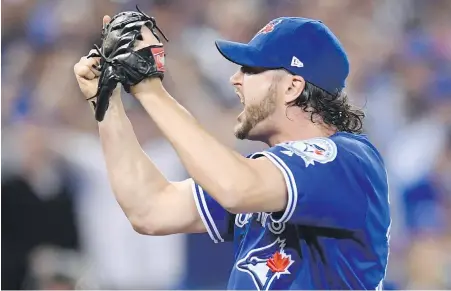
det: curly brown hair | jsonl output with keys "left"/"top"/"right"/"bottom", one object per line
{"left": 285, "top": 82, "right": 365, "bottom": 134}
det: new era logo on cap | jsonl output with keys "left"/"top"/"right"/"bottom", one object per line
{"left": 291, "top": 56, "right": 303, "bottom": 68}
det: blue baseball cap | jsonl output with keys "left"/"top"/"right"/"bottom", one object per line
{"left": 215, "top": 17, "right": 349, "bottom": 94}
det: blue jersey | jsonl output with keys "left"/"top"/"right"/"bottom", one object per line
{"left": 192, "top": 132, "right": 390, "bottom": 290}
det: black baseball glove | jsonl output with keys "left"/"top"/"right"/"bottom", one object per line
{"left": 87, "top": 6, "right": 168, "bottom": 122}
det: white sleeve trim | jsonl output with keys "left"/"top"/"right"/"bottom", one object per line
{"left": 191, "top": 180, "right": 225, "bottom": 243}
{"left": 250, "top": 151, "right": 298, "bottom": 224}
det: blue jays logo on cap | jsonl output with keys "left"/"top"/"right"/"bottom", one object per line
{"left": 256, "top": 19, "right": 283, "bottom": 35}
{"left": 236, "top": 238, "right": 294, "bottom": 291}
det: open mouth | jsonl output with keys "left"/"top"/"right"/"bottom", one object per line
{"left": 235, "top": 90, "right": 245, "bottom": 106}
{"left": 235, "top": 92, "right": 245, "bottom": 120}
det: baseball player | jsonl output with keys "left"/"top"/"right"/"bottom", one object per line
{"left": 73, "top": 11, "right": 390, "bottom": 290}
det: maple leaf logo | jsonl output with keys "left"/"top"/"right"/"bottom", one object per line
{"left": 266, "top": 251, "right": 290, "bottom": 273}
{"left": 314, "top": 149, "right": 324, "bottom": 156}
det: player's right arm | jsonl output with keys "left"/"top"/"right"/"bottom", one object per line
{"left": 73, "top": 38, "right": 207, "bottom": 237}
{"left": 97, "top": 97, "right": 205, "bottom": 236}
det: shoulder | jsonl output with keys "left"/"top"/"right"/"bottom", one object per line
{"left": 249, "top": 133, "right": 388, "bottom": 195}
{"left": 330, "top": 132, "right": 387, "bottom": 175}
{"left": 331, "top": 132, "right": 384, "bottom": 160}
{"left": 253, "top": 132, "right": 383, "bottom": 169}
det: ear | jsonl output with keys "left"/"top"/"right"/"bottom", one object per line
{"left": 284, "top": 75, "right": 305, "bottom": 104}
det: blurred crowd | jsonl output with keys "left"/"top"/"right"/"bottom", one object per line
{"left": 2, "top": 0, "right": 451, "bottom": 289}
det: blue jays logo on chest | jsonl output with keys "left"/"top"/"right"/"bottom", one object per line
{"left": 236, "top": 238, "right": 294, "bottom": 291}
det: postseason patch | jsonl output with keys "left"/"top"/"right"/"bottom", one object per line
{"left": 279, "top": 137, "right": 337, "bottom": 167}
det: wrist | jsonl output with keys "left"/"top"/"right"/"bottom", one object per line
{"left": 88, "top": 85, "right": 124, "bottom": 121}
{"left": 87, "top": 96, "right": 98, "bottom": 113}
{"left": 132, "top": 78, "right": 165, "bottom": 101}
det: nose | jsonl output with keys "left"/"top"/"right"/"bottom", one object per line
{"left": 229, "top": 69, "right": 243, "bottom": 87}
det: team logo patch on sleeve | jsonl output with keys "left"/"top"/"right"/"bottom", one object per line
{"left": 279, "top": 137, "right": 337, "bottom": 167}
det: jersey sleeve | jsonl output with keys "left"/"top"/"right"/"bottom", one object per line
{"left": 249, "top": 137, "right": 370, "bottom": 230}
{"left": 191, "top": 180, "right": 234, "bottom": 243}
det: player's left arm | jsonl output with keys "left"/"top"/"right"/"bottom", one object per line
{"left": 132, "top": 79, "right": 288, "bottom": 215}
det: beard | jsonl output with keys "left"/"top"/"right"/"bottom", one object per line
{"left": 234, "top": 84, "right": 277, "bottom": 140}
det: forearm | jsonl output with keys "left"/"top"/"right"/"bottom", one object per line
{"left": 135, "top": 81, "right": 257, "bottom": 208}
{"left": 96, "top": 88, "right": 171, "bottom": 221}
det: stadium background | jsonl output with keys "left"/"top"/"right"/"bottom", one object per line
{"left": 2, "top": 0, "right": 451, "bottom": 289}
